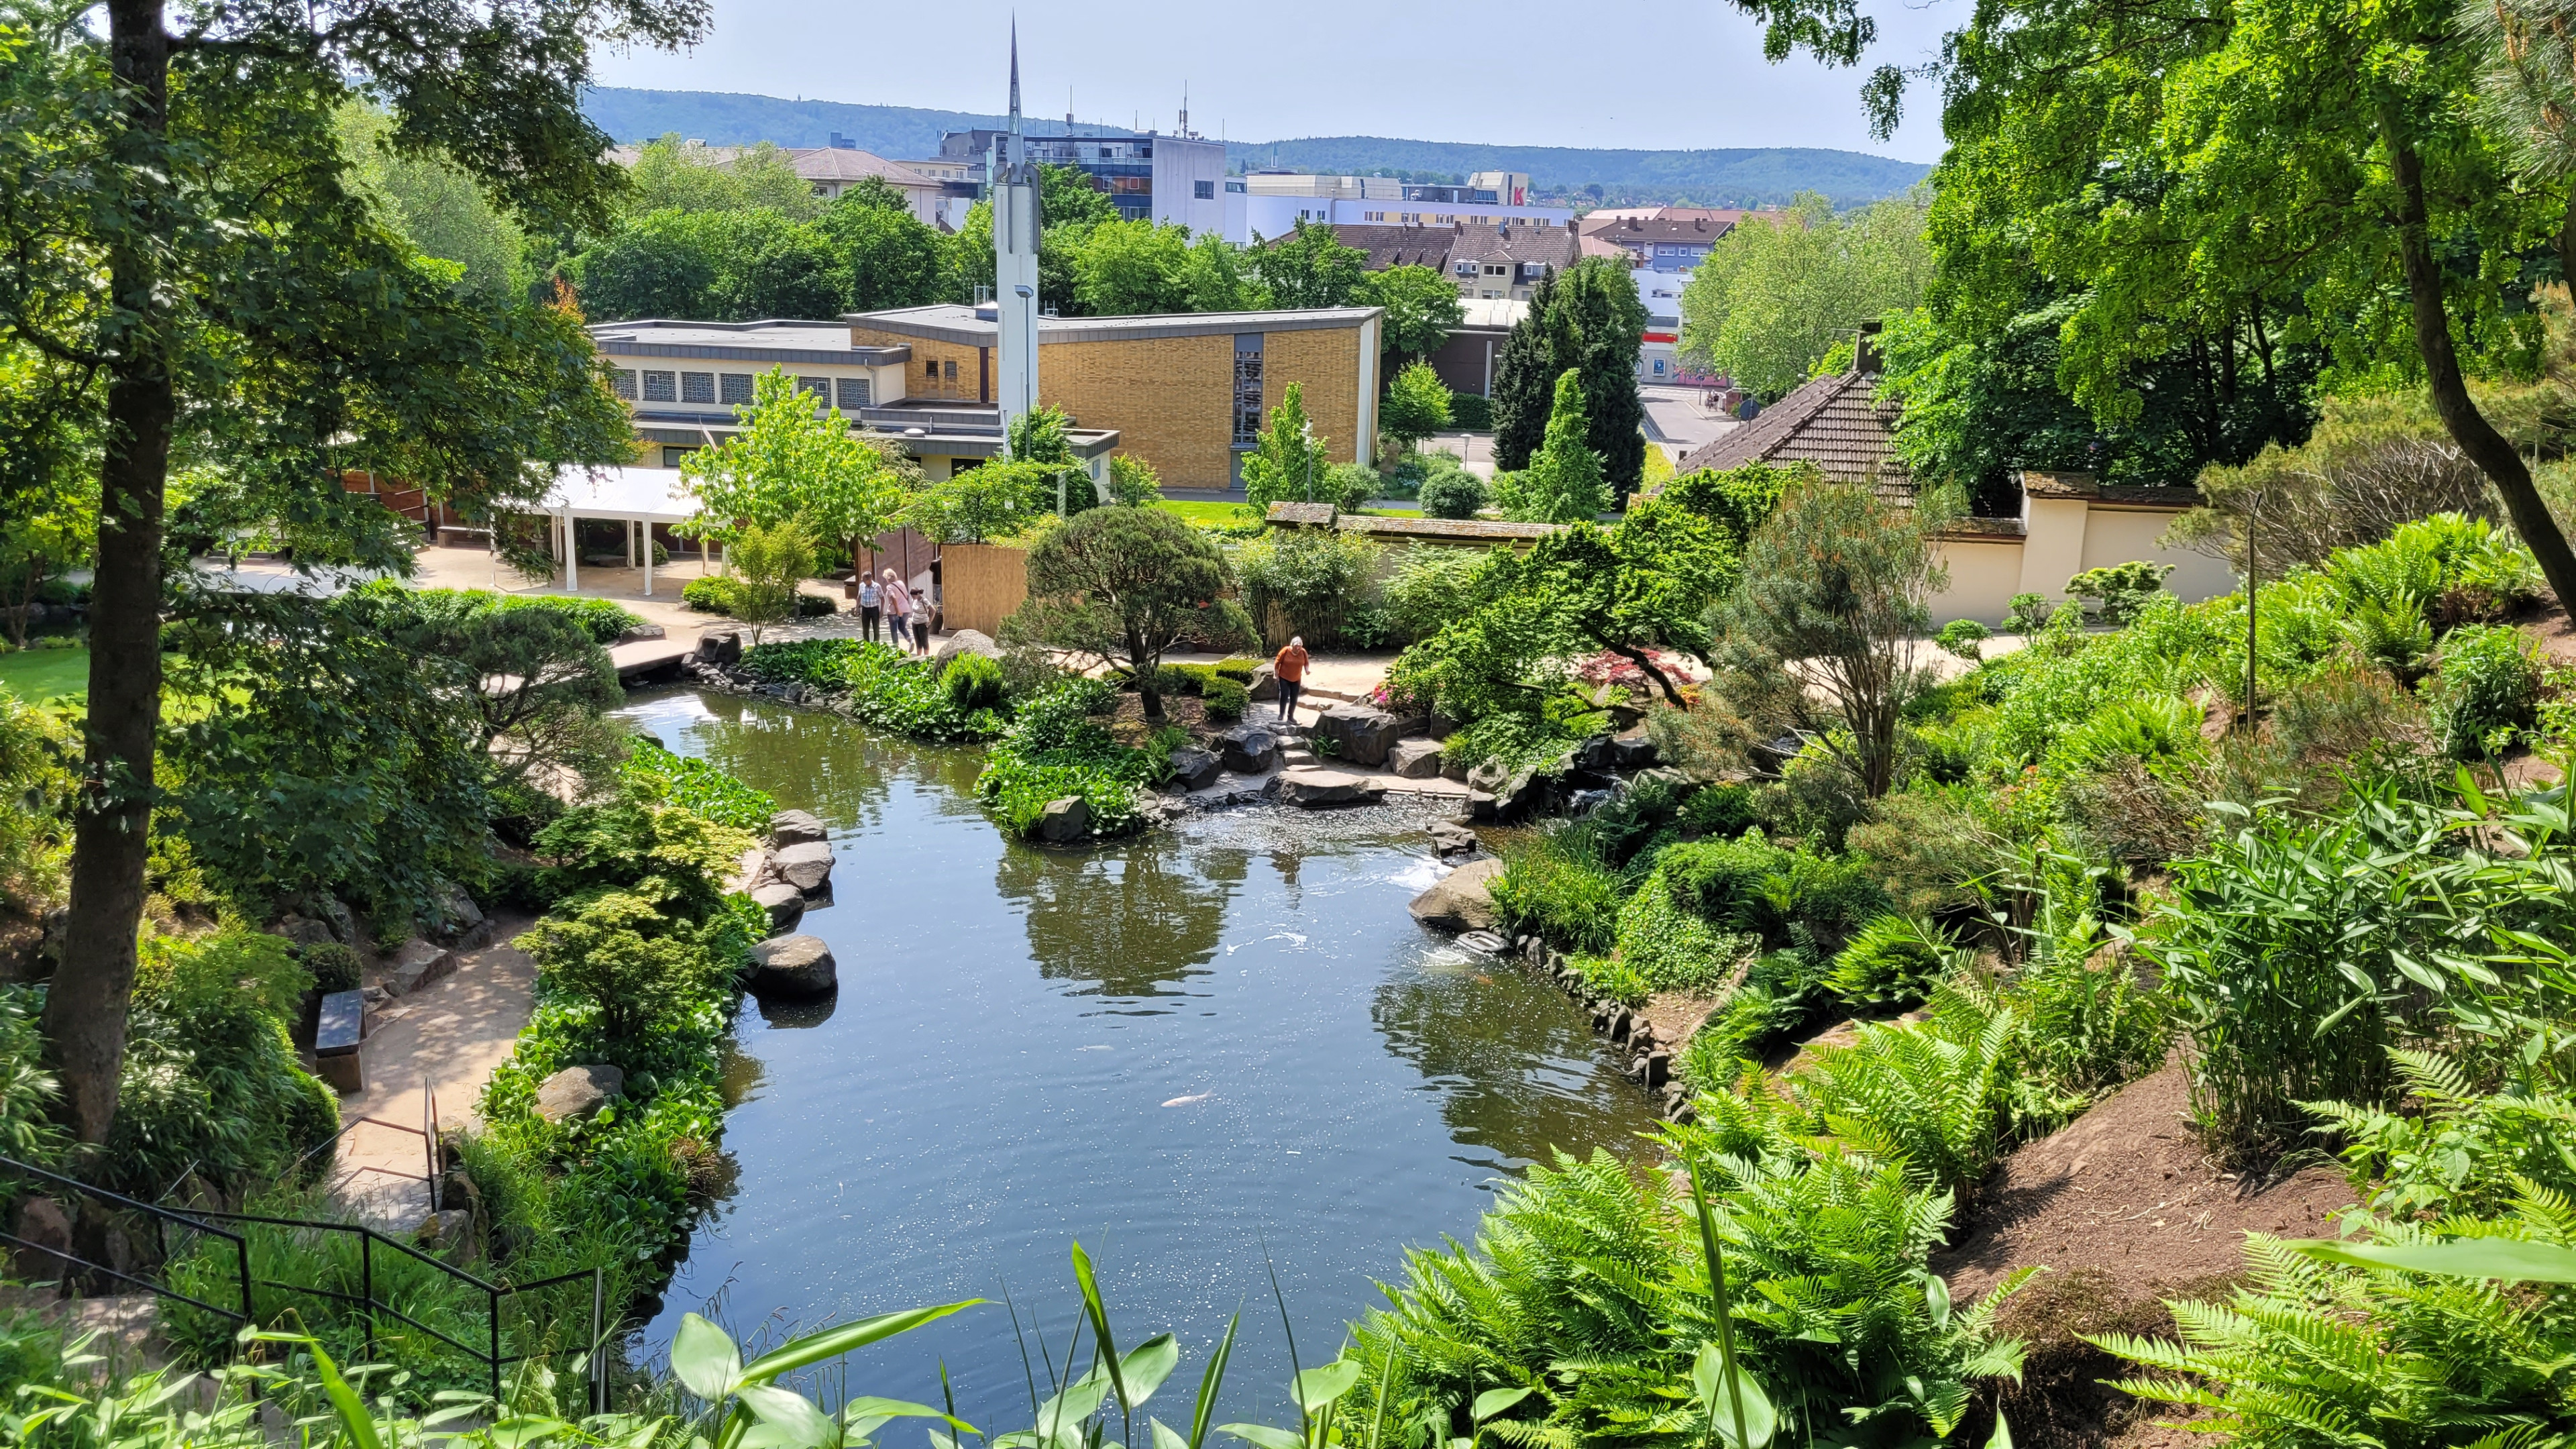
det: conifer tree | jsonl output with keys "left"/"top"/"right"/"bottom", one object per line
{"left": 1491, "top": 268, "right": 1563, "bottom": 470}
{"left": 1496, "top": 372, "right": 1610, "bottom": 523}
{"left": 1559, "top": 258, "right": 1650, "bottom": 499}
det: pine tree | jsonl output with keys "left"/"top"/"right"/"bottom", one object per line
{"left": 1560, "top": 258, "right": 1650, "bottom": 500}
{"left": 1497, "top": 371, "right": 1609, "bottom": 523}
{"left": 1491, "top": 268, "right": 1561, "bottom": 471}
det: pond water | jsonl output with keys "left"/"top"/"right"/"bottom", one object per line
{"left": 613, "top": 688, "right": 1662, "bottom": 1424}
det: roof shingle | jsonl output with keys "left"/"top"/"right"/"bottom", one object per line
{"left": 1673, "top": 369, "right": 1911, "bottom": 499}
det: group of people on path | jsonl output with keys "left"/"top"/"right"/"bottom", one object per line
{"left": 855, "top": 568, "right": 934, "bottom": 654}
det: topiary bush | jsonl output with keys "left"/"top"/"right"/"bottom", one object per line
{"left": 302, "top": 942, "right": 361, "bottom": 994}
{"left": 1203, "top": 677, "right": 1249, "bottom": 721}
{"left": 682, "top": 576, "right": 732, "bottom": 614}
{"left": 1419, "top": 467, "right": 1489, "bottom": 520}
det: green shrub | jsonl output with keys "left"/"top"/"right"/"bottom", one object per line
{"left": 1418, "top": 467, "right": 1487, "bottom": 520}
{"left": 1677, "top": 782, "right": 1756, "bottom": 837}
{"left": 1448, "top": 392, "right": 1493, "bottom": 429}
{"left": 943, "top": 651, "right": 1005, "bottom": 712}
{"left": 488, "top": 775, "right": 568, "bottom": 848}
{"left": 1609, "top": 871, "right": 1748, "bottom": 994}
{"left": 1212, "top": 656, "right": 1259, "bottom": 683}
{"left": 372, "top": 585, "right": 643, "bottom": 645}
{"left": 2428, "top": 621, "right": 2541, "bottom": 758}
{"left": 2065, "top": 560, "right": 2174, "bottom": 626}
{"left": 108, "top": 930, "right": 337, "bottom": 1197}
{"left": 1933, "top": 619, "right": 1989, "bottom": 660}
{"left": 2048, "top": 692, "right": 2207, "bottom": 777}
{"left": 302, "top": 942, "right": 361, "bottom": 994}
{"left": 620, "top": 741, "right": 777, "bottom": 833}
{"left": 1825, "top": 914, "right": 1953, "bottom": 1012}
{"left": 973, "top": 678, "right": 1162, "bottom": 839}
{"left": 1203, "top": 676, "right": 1248, "bottom": 720}
{"left": 741, "top": 639, "right": 1007, "bottom": 744}
{"left": 2139, "top": 804, "right": 2428, "bottom": 1163}
{"left": 1491, "top": 843, "right": 1625, "bottom": 955}
{"left": 682, "top": 576, "right": 732, "bottom": 614}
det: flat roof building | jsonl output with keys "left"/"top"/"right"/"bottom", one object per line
{"left": 847, "top": 303, "right": 1383, "bottom": 492}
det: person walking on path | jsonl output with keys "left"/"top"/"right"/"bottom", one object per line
{"left": 881, "top": 570, "right": 914, "bottom": 653}
{"left": 908, "top": 589, "right": 932, "bottom": 655}
{"left": 1273, "top": 636, "right": 1309, "bottom": 723}
{"left": 857, "top": 574, "right": 883, "bottom": 643}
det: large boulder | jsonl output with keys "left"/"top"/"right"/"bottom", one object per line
{"left": 1311, "top": 702, "right": 1401, "bottom": 767}
{"left": 747, "top": 934, "right": 838, "bottom": 996}
{"left": 1278, "top": 767, "right": 1388, "bottom": 808}
{"left": 425, "top": 878, "right": 486, "bottom": 946}
{"left": 1389, "top": 739, "right": 1444, "bottom": 780}
{"left": 10, "top": 1195, "right": 72, "bottom": 1283}
{"left": 1247, "top": 663, "right": 1279, "bottom": 701}
{"left": 698, "top": 631, "right": 744, "bottom": 666}
{"left": 1428, "top": 821, "right": 1480, "bottom": 857}
{"left": 535, "top": 1064, "right": 623, "bottom": 1123}
{"left": 931, "top": 629, "right": 1002, "bottom": 672}
{"left": 1611, "top": 736, "right": 1660, "bottom": 769}
{"left": 1035, "top": 795, "right": 1093, "bottom": 843}
{"left": 1217, "top": 725, "right": 1279, "bottom": 775}
{"left": 769, "top": 809, "right": 828, "bottom": 847}
{"left": 1408, "top": 857, "right": 1505, "bottom": 932}
{"left": 773, "top": 840, "right": 835, "bottom": 893}
{"left": 751, "top": 881, "right": 806, "bottom": 934}
{"left": 384, "top": 936, "right": 454, "bottom": 998}
{"left": 1167, "top": 746, "right": 1223, "bottom": 792}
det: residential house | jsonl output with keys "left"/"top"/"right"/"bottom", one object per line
{"left": 1578, "top": 206, "right": 1748, "bottom": 270}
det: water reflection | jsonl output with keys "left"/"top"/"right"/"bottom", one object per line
{"left": 996, "top": 838, "right": 1242, "bottom": 998}
{"left": 614, "top": 688, "right": 1663, "bottom": 1419}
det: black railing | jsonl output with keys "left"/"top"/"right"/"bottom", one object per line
{"left": 0, "top": 1153, "right": 606, "bottom": 1409}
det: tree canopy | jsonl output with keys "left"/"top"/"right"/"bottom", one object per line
{"left": 1678, "top": 191, "right": 1933, "bottom": 401}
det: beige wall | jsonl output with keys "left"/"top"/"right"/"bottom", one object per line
{"left": 1043, "top": 333, "right": 1236, "bottom": 491}
{"left": 853, "top": 327, "right": 986, "bottom": 402}
{"left": 941, "top": 541, "right": 1028, "bottom": 637}
{"left": 1927, "top": 500, "right": 2233, "bottom": 625}
{"left": 1265, "top": 324, "right": 1374, "bottom": 470}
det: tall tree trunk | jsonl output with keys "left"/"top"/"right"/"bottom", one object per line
{"left": 2381, "top": 103, "right": 2576, "bottom": 610}
{"left": 44, "top": 0, "right": 171, "bottom": 1147}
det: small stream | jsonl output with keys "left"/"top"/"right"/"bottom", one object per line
{"left": 613, "top": 688, "right": 1661, "bottom": 1423}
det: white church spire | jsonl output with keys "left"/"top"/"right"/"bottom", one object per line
{"left": 992, "top": 23, "right": 1041, "bottom": 450}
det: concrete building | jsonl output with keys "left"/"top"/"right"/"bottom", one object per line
{"left": 1421, "top": 298, "right": 1526, "bottom": 398}
{"left": 1578, "top": 207, "right": 1748, "bottom": 270}
{"left": 846, "top": 304, "right": 1382, "bottom": 492}
{"left": 1633, "top": 268, "right": 1689, "bottom": 383}
{"left": 1240, "top": 172, "right": 1571, "bottom": 242}
{"left": 1326, "top": 221, "right": 1577, "bottom": 303}
{"left": 938, "top": 126, "right": 1230, "bottom": 235}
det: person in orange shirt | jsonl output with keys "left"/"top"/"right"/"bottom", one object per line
{"left": 1273, "top": 635, "right": 1309, "bottom": 722}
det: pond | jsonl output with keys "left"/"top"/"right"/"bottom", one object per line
{"left": 614, "top": 688, "right": 1663, "bottom": 1424}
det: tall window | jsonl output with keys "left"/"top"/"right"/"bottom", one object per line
{"left": 837, "top": 376, "right": 872, "bottom": 409}
{"left": 720, "top": 373, "right": 754, "bottom": 405}
{"left": 642, "top": 370, "right": 676, "bottom": 402}
{"left": 797, "top": 376, "right": 831, "bottom": 405}
{"left": 681, "top": 372, "right": 715, "bottom": 404}
{"left": 610, "top": 370, "right": 637, "bottom": 400}
{"left": 1232, "top": 335, "right": 1264, "bottom": 446}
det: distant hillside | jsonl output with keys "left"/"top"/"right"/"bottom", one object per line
{"left": 580, "top": 87, "right": 1929, "bottom": 206}
{"left": 1224, "top": 138, "right": 1927, "bottom": 207}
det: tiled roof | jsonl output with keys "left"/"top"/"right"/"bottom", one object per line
{"left": 1577, "top": 233, "right": 1631, "bottom": 262}
{"left": 1446, "top": 225, "right": 1576, "bottom": 269}
{"left": 1674, "top": 368, "right": 1911, "bottom": 498}
{"left": 1328, "top": 225, "right": 1459, "bottom": 270}
{"left": 785, "top": 148, "right": 943, "bottom": 188}
{"left": 1581, "top": 208, "right": 1750, "bottom": 244}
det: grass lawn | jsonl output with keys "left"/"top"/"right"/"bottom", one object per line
{"left": 0, "top": 646, "right": 89, "bottom": 702}
{"left": 1155, "top": 499, "right": 1259, "bottom": 524}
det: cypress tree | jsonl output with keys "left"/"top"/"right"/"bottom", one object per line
{"left": 1558, "top": 258, "right": 1650, "bottom": 500}
{"left": 1491, "top": 268, "right": 1560, "bottom": 470}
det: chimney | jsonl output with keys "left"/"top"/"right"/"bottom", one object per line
{"left": 1855, "top": 320, "right": 1884, "bottom": 375}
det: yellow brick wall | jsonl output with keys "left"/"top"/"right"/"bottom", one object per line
{"left": 1264, "top": 327, "right": 1368, "bottom": 468}
{"left": 1040, "top": 334, "right": 1237, "bottom": 491}
{"left": 851, "top": 327, "right": 987, "bottom": 402}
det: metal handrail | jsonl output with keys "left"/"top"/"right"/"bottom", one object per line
{"left": 0, "top": 1153, "right": 602, "bottom": 1407}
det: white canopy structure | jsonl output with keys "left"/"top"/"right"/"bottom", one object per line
{"left": 535, "top": 466, "right": 704, "bottom": 595}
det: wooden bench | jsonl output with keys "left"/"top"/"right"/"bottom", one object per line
{"left": 315, "top": 989, "right": 364, "bottom": 1093}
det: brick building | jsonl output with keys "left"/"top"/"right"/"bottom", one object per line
{"left": 592, "top": 307, "right": 1383, "bottom": 497}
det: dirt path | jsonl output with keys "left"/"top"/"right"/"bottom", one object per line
{"left": 327, "top": 913, "right": 537, "bottom": 1229}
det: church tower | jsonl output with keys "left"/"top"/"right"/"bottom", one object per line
{"left": 991, "top": 24, "right": 1042, "bottom": 448}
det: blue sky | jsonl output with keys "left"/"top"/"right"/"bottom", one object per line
{"left": 590, "top": 0, "right": 1957, "bottom": 164}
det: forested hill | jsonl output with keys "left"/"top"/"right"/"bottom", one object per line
{"left": 580, "top": 87, "right": 1931, "bottom": 206}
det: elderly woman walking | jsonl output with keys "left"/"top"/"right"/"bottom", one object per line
{"left": 880, "top": 569, "right": 914, "bottom": 653}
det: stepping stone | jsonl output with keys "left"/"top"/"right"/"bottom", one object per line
{"left": 1278, "top": 767, "right": 1387, "bottom": 808}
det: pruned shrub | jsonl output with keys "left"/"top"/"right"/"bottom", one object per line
{"left": 1203, "top": 677, "right": 1248, "bottom": 720}
{"left": 943, "top": 651, "right": 1004, "bottom": 712}
{"left": 302, "top": 942, "right": 361, "bottom": 994}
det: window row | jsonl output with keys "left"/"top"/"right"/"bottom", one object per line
{"left": 610, "top": 369, "right": 872, "bottom": 410}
